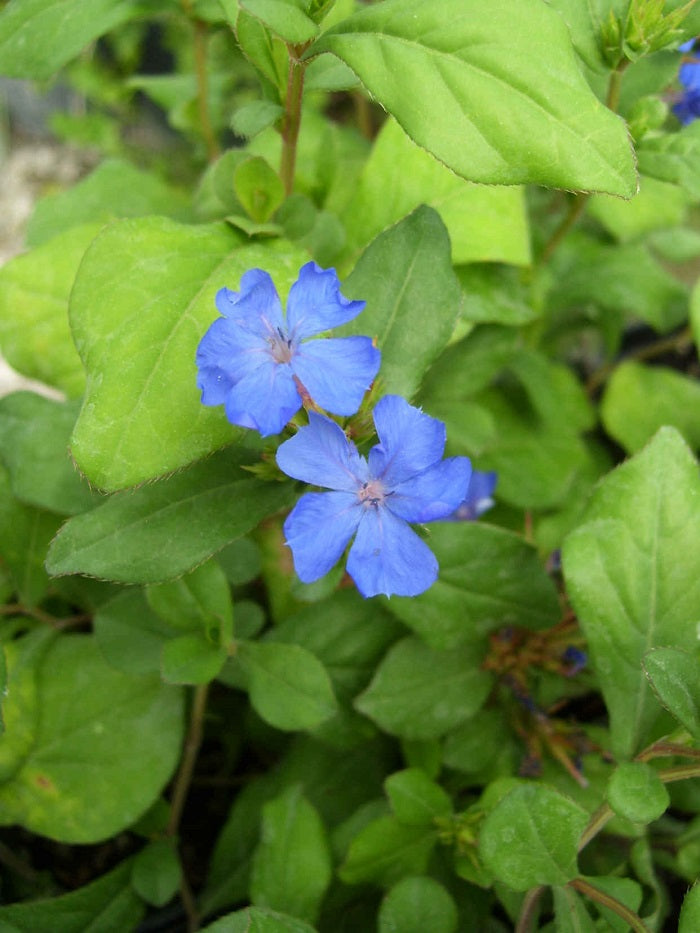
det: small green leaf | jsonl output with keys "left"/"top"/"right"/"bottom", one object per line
{"left": 386, "top": 523, "right": 560, "bottom": 650}
{"left": 45, "top": 447, "right": 294, "bottom": 584}
{"left": 341, "top": 206, "right": 461, "bottom": 400}
{"left": 69, "top": 216, "right": 308, "bottom": 489}
{"left": 94, "top": 589, "right": 174, "bottom": 676}
{"left": 238, "top": 641, "right": 337, "bottom": 731}
{"left": 0, "top": 0, "right": 145, "bottom": 80}
{"left": 339, "top": 815, "right": 436, "bottom": 887}
{"left": 131, "top": 839, "right": 181, "bottom": 907}
{"left": 379, "top": 877, "right": 458, "bottom": 933}
{"left": 0, "top": 393, "right": 95, "bottom": 515}
{"left": 308, "top": 0, "right": 636, "bottom": 195}
{"left": 0, "top": 223, "right": 100, "bottom": 397}
{"left": 457, "top": 265, "right": 538, "bottom": 327}
{"left": 355, "top": 636, "right": 492, "bottom": 740}
{"left": 147, "top": 559, "right": 234, "bottom": 644}
{"left": 0, "top": 858, "right": 144, "bottom": 932}
{"left": 680, "top": 884, "right": 700, "bottom": 933}
{"left": 602, "top": 362, "right": 700, "bottom": 454}
{"left": 384, "top": 769, "right": 452, "bottom": 826}
{"left": 251, "top": 785, "right": 331, "bottom": 924}
{"left": 231, "top": 101, "right": 284, "bottom": 138}
{"left": 644, "top": 647, "right": 700, "bottom": 739}
{"left": 607, "top": 762, "right": 669, "bottom": 824}
{"left": 238, "top": 0, "right": 318, "bottom": 43}
{"left": 234, "top": 156, "right": 285, "bottom": 223}
{"left": 201, "top": 906, "right": 317, "bottom": 932}
{"left": 233, "top": 9, "right": 288, "bottom": 96}
{"left": 161, "top": 635, "right": 227, "bottom": 685}
{"left": 479, "top": 783, "right": 588, "bottom": 891}
{"left": 563, "top": 428, "right": 700, "bottom": 757}
{"left": 0, "top": 634, "right": 184, "bottom": 843}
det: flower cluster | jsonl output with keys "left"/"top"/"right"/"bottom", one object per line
{"left": 196, "top": 263, "right": 475, "bottom": 598}
{"left": 673, "top": 39, "right": 700, "bottom": 125}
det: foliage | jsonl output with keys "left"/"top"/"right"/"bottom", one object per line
{"left": 1, "top": 0, "right": 700, "bottom": 930}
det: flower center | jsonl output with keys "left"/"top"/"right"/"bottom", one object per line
{"left": 358, "top": 479, "right": 388, "bottom": 509}
{"left": 268, "top": 326, "right": 295, "bottom": 364}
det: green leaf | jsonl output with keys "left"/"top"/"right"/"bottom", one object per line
{"left": 237, "top": 641, "right": 337, "bottom": 731}
{"left": 581, "top": 876, "right": 643, "bottom": 932}
{"left": 341, "top": 206, "right": 461, "bottom": 400}
{"left": 562, "top": 428, "right": 700, "bottom": 757}
{"left": 643, "top": 647, "right": 700, "bottom": 739}
{"left": 341, "top": 118, "right": 530, "bottom": 266}
{"left": 251, "top": 785, "right": 331, "bottom": 924}
{"left": 680, "top": 884, "right": 700, "bottom": 933}
{"left": 233, "top": 9, "right": 288, "bottom": 96}
{"left": 379, "top": 877, "right": 458, "bottom": 933}
{"left": 385, "top": 523, "right": 560, "bottom": 650}
{"left": 147, "top": 559, "right": 234, "bottom": 644}
{"left": 68, "top": 216, "right": 308, "bottom": 489}
{"left": 238, "top": 0, "right": 318, "bottom": 43}
{"left": 588, "top": 175, "right": 687, "bottom": 242}
{"left": 0, "top": 393, "right": 96, "bottom": 514}
{"left": 0, "top": 223, "right": 100, "bottom": 397}
{"left": 94, "top": 589, "right": 175, "bottom": 676}
{"left": 479, "top": 783, "right": 588, "bottom": 891}
{"left": 231, "top": 101, "right": 284, "bottom": 138}
{"left": 45, "top": 447, "right": 294, "bottom": 584}
{"left": 0, "top": 859, "right": 144, "bottom": 932}
{"left": 457, "top": 265, "right": 539, "bottom": 327}
{"left": 355, "top": 636, "right": 492, "bottom": 740}
{"left": 601, "top": 362, "right": 700, "bottom": 453}
{"left": 161, "top": 635, "right": 227, "bottom": 685}
{"left": 0, "top": 634, "right": 184, "bottom": 843}
{"left": 131, "top": 839, "right": 181, "bottom": 907}
{"left": 384, "top": 769, "right": 452, "bottom": 826}
{"left": 234, "top": 156, "right": 285, "bottom": 223}
{"left": 0, "top": 0, "right": 145, "bottom": 80}
{"left": 552, "top": 886, "right": 597, "bottom": 933}
{"left": 201, "top": 907, "right": 317, "bottom": 933}
{"left": 308, "top": 0, "right": 636, "bottom": 196}
{"left": 607, "top": 761, "right": 669, "bottom": 824}
{"left": 637, "top": 122, "right": 700, "bottom": 200}
{"left": 26, "top": 159, "right": 192, "bottom": 247}
{"left": 339, "top": 814, "right": 436, "bottom": 887}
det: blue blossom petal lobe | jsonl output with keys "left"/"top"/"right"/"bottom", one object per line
{"left": 388, "top": 457, "right": 472, "bottom": 523}
{"left": 452, "top": 469, "right": 498, "bottom": 521}
{"left": 286, "top": 261, "right": 366, "bottom": 339}
{"left": 284, "top": 491, "right": 361, "bottom": 582}
{"left": 293, "top": 337, "right": 380, "bottom": 416}
{"left": 215, "top": 270, "right": 285, "bottom": 338}
{"left": 225, "top": 362, "right": 300, "bottom": 436}
{"left": 347, "top": 507, "right": 438, "bottom": 598}
{"left": 276, "top": 412, "right": 368, "bottom": 490}
{"left": 369, "top": 395, "right": 446, "bottom": 485}
{"left": 196, "top": 316, "right": 272, "bottom": 406}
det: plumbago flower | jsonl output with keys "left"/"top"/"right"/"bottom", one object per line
{"left": 449, "top": 469, "right": 498, "bottom": 521}
{"left": 673, "top": 39, "right": 700, "bottom": 124}
{"left": 276, "top": 395, "right": 472, "bottom": 598}
{"left": 196, "top": 262, "right": 380, "bottom": 436}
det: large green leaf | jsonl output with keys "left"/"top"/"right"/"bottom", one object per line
{"left": 308, "top": 0, "right": 636, "bottom": 195}
{"left": 0, "top": 859, "right": 144, "bottom": 932}
{"left": 340, "top": 206, "right": 461, "bottom": 400}
{"left": 340, "top": 118, "right": 530, "bottom": 266}
{"left": 0, "top": 0, "right": 146, "bottom": 79}
{"left": 69, "top": 216, "right": 308, "bottom": 490}
{"left": 45, "top": 447, "right": 294, "bottom": 583}
{"left": 385, "top": 523, "right": 560, "bottom": 650}
{"left": 563, "top": 428, "right": 700, "bottom": 758}
{"left": 0, "top": 634, "right": 183, "bottom": 843}
{"left": 0, "top": 223, "right": 100, "bottom": 397}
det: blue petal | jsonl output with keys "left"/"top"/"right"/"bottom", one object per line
{"left": 368, "top": 396, "right": 446, "bottom": 486}
{"left": 196, "top": 317, "right": 270, "bottom": 406}
{"left": 225, "top": 362, "right": 300, "bottom": 436}
{"left": 215, "top": 269, "right": 285, "bottom": 338}
{"left": 284, "top": 491, "right": 361, "bottom": 583}
{"left": 388, "top": 457, "right": 472, "bottom": 523}
{"left": 292, "top": 336, "right": 380, "bottom": 416}
{"left": 347, "top": 506, "right": 439, "bottom": 598}
{"left": 680, "top": 61, "right": 700, "bottom": 90}
{"left": 286, "top": 262, "right": 366, "bottom": 340}
{"left": 276, "top": 411, "right": 368, "bottom": 490}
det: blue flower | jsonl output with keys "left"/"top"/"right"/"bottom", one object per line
{"left": 276, "top": 395, "right": 472, "bottom": 598}
{"left": 449, "top": 469, "right": 497, "bottom": 521}
{"left": 673, "top": 53, "right": 700, "bottom": 124}
{"left": 196, "top": 262, "right": 380, "bottom": 436}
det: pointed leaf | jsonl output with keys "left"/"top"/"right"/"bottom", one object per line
{"left": 384, "top": 769, "right": 452, "bottom": 826}
{"left": 563, "top": 428, "right": 700, "bottom": 757}
{"left": 339, "top": 815, "right": 436, "bottom": 887}
{"left": 308, "top": 0, "right": 636, "bottom": 195}
{"left": 644, "top": 647, "right": 700, "bottom": 739}
{"left": 378, "top": 877, "right": 458, "bottom": 933}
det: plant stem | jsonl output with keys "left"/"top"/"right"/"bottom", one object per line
{"left": 570, "top": 877, "right": 650, "bottom": 931}
{"left": 167, "top": 683, "right": 210, "bottom": 932}
{"left": 182, "top": 0, "right": 220, "bottom": 162}
{"left": 280, "top": 43, "right": 310, "bottom": 196}
{"left": 585, "top": 325, "right": 692, "bottom": 395}
{"left": 515, "top": 886, "right": 546, "bottom": 933}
